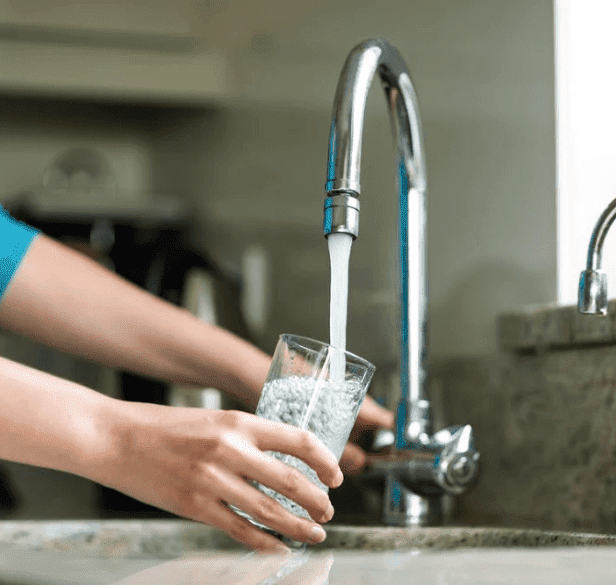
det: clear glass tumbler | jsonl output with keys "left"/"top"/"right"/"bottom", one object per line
{"left": 246, "top": 334, "right": 376, "bottom": 522}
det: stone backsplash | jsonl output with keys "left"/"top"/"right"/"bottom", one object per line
{"left": 432, "top": 303, "right": 616, "bottom": 534}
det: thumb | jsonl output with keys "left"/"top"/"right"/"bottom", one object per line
{"left": 339, "top": 442, "right": 367, "bottom": 475}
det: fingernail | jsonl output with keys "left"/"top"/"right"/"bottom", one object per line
{"left": 321, "top": 504, "right": 334, "bottom": 523}
{"left": 310, "top": 525, "right": 327, "bottom": 544}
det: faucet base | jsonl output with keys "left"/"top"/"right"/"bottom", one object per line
{"left": 383, "top": 475, "right": 446, "bottom": 527}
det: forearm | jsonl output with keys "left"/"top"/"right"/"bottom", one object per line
{"left": 0, "top": 235, "right": 270, "bottom": 409}
{"left": 0, "top": 355, "right": 118, "bottom": 479}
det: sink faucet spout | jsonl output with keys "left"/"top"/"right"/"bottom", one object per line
{"left": 322, "top": 39, "right": 479, "bottom": 526}
{"left": 578, "top": 197, "right": 616, "bottom": 315}
{"left": 322, "top": 38, "right": 429, "bottom": 446}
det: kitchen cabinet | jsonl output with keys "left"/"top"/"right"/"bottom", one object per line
{"left": 0, "top": 1, "right": 194, "bottom": 37}
{"left": 0, "top": 0, "right": 232, "bottom": 104}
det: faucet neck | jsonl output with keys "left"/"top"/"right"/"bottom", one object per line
{"left": 324, "top": 38, "right": 427, "bottom": 197}
{"left": 578, "top": 196, "right": 616, "bottom": 315}
{"left": 324, "top": 39, "right": 429, "bottom": 448}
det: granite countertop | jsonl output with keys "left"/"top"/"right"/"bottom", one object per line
{"left": 1, "top": 520, "right": 616, "bottom": 584}
{"left": 2, "top": 520, "right": 616, "bottom": 559}
{"left": 1, "top": 533, "right": 616, "bottom": 585}
{"left": 318, "top": 525, "right": 616, "bottom": 551}
{"left": 498, "top": 300, "right": 616, "bottom": 353}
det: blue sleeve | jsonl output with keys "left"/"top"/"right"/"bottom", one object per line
{"left": 0, "top": 206, "right": 39, "bottom": 300}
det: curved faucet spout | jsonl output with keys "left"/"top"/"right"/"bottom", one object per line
{"left": 323, "top": 38, "right": 429, "bottom": 447}
{"left": 579, "top": 197, "right": 616, "bottom": 315}
{"left": 323, "top": 38, "right": 480, "bottom": 527}
{"left": 324, "top": 38, "right": 427, "bottom": 199}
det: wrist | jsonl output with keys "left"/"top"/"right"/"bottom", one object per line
{"left": 183, "top": 324, "right": 270, "bottom": 410}
{"left": 72, "top": 394, "right": 131, "bottom": 488}
{"left": 222, "top": 340, "right": 271, "bottom": 410}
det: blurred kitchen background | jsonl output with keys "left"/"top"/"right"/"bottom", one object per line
{"left": 0, "top": 0, "right": 555, "bottom": 519}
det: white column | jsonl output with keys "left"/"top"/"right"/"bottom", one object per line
{"left": 556, "top": 0, "right": 616, "bottom": 304}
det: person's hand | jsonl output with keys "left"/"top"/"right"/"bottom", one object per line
{"left": 96, "top": 405, "right": 342, "bottom": 553}
{"left": 339, "top": 396, "right": 395, "bottom": 475}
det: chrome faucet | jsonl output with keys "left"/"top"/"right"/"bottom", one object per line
{"left": 322, "top": 39, "right": 479, "bottom": 526}
{"left": 578, "top": 197, "right": 616, "bottom": 315}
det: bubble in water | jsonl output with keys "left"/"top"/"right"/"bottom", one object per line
{"left": 254, "top": 375, "right": 365, "bottom": 519}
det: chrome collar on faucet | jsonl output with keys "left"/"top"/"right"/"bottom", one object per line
{"left": 322, "top": 39, "right": 479, "bottom": 526}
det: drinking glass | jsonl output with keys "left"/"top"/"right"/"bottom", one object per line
{"left": 237, "top": 334, "right": 375, "bottom": 526}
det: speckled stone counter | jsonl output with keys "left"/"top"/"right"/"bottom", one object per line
{"left": 497, "top": 300, "right": 616, "bottom": 352}
{"left": 3, "top": 532, "right": 616, "bottom": 585}
{"left": 1, "top": 521, "right": 616, "bottom": 560}
{"left": 430, "top": 300, "right": 616, "bottom": 534}
{"left": 317, "top": 525, "right": 616, "bottom": 551}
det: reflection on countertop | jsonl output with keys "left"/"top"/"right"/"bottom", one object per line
{"left": 114, "top": 550, "right": 333, "bottom": 585}
{"left": 2, "top": 542, "right": 616, "bottom": 585}
{"left": 111, "top": 548, "right": 616, "bottom": 585}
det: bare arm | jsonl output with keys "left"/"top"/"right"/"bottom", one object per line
{"left": 0, "top": 354, "right": 115, "bottom": 477}
{"left": 0, "top": 355, "right": 340, "bottom": 551}
{"left": 0, "top": 234, "right": 270, "bottom": 409}
{"left": 0, "top": 233, "right": 393, "bottom": 477}
{"left": 0, "top": 231, "right": 398, "bottom": 550}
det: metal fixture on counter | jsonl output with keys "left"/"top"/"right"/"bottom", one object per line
{"left": 322, "top": 38, "right": 480, "bottom": 526}
{"left": 578, "top": 197, "right": 616, "bottom": 315}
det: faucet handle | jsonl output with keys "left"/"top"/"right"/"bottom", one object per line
{"left": 433, "top": 425, "right": 480, "bottom": 495}
{"left": 366, "top": 424, "right": 480, "bottom": 497}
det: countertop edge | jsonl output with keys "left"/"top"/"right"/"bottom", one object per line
{"left": 497, "top": 300, "right": 616, "bottom": 353}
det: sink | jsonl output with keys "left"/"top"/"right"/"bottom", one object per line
{"left": 1, "top": 520, "right": 616, "bottom": 559}
{"left": 0, "top": 521, "right": 616, "bottom": 584}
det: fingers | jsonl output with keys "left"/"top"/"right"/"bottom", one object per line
{"left": 205, "top": 465, "right": 329, "bottom": 545}
{"left": 195, "top": 498, "right": 291, "bottom": 554}
{"left": 339, "top": 442, "right": 367, "bottom": 475}
{"left": 213, "top": 430, "right": 334, "bottom": 523}
{"left": 246, "top": 417, "right": 343, "bottom": 489}
{"left": 353, "top": 396, "right": 395, "bottom": 430}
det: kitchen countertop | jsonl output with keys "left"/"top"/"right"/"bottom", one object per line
{"left": 1, "top": 540, "right": 616, "bottom": 584}
{"left": 2, "top": 520, "right": 616, "bottom": 557}
{"left": 498, "top": 301, "right": 616, "bottom": 352}
{"left": 1, "top": 520, "right": 616, "bottom": 584}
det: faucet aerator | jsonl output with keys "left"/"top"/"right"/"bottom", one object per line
{"left": 323, "top": 194, "right": 360, "bottom": 238}
{"left": 578, "top": 269, "right": 608, "bottom": 315}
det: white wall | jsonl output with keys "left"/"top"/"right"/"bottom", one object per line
{"left": 555, "top": 0, "right": 616, "bottom": 305}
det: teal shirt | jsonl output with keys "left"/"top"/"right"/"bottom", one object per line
{"left": 0, "top": 206, "right": 38, "bottom": 300}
